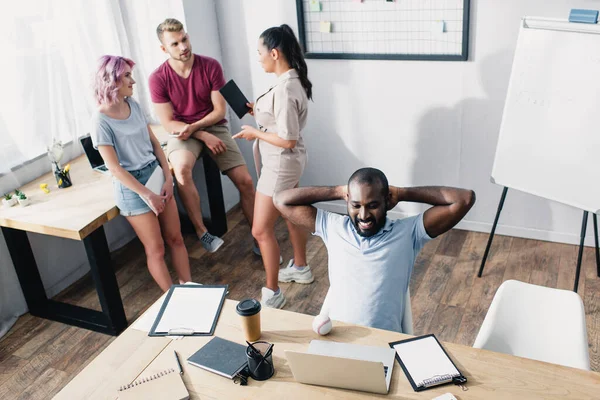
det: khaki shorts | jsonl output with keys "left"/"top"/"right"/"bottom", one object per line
{"left": 166, "top": 124, "right": 246, "bottom": 174}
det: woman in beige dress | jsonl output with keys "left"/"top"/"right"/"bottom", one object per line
{"left": 233, "top": 24, "right": 313, "bottom": 309}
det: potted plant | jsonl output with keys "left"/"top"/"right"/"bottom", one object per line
{"left": 2, "top": 193, "right": 17, "bottom": 208}
{"left": 15, "top": 190, "right": 30, "bottom": 207}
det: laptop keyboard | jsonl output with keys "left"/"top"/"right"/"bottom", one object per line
{"left": 98, "top": 165, "right": 108, "bottom": 171}
{"left": 384, "top": 366, "right": 388, "bottom": 377}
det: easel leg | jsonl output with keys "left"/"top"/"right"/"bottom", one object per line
{"left": 593, "top": 213, "right": 599, "bottom": 278}
{"left": 478, "top": 187, "right": 509, "bottom": 278}
{"left": 573, "top": 211, "right": 588, "bottom": 293}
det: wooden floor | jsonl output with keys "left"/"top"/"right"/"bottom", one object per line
{"left": 1, "top": 206, "right": 599, "bottom": 399}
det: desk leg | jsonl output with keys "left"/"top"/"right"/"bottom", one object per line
{"left": 2, "top": 226, "right": 127, "bottom": 336}
{"left": 83, "top": 226, "right": 127, "bottom": 334}
{"left": 202, "top": 155, "right": 227, "bottom": 237}
{"left": 2, "top": 227, "right": 49, "bottom": 313}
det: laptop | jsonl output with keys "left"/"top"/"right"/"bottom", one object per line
{"left": 285, "top": 340, "right": 396, "bottom": 395}
{"left": 79, "top": 135, "right": 110, "bottom": 175}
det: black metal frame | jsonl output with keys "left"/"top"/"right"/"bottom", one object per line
{"left": 296, "top": 0, "right": 470, "bottom": 61}
{"left": 478, "top": 187, "right": 600, "bottom": 292}
{"left": 2, "top": 226, "right": 127, "bottom": 335}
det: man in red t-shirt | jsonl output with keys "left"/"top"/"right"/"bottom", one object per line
{"left": 149, "top": 18, "right": 256, "bottom": 254}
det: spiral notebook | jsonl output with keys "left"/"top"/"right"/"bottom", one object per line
{"left": 117, "top": 368, "right": 189, "bottom": 400}
{"left": 389, "top": 334, "right": 467, "bottom": 392}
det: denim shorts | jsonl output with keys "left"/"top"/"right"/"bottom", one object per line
{"left": 113, "top": 159, "right": 158, "bottom": 217}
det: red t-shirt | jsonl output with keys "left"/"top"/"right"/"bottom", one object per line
{"left": 148, "top": 55, "right": 227, "bottom": 125}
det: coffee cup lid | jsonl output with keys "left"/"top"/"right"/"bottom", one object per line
{"left": 236, "top": 298, "right": 261, "bottom": 316}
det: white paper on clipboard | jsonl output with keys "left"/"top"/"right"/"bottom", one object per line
{"left": 151, "top": 285, "right": 227, "bottom": 336}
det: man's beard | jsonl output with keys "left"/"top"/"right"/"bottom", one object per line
{"left": 352, "top": 214, "right": 386, "bottom": 238}
{"left": 175, "top": 50, "right": 191, "bottom": 61}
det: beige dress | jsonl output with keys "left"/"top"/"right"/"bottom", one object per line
{"left": 253, "top": 69, "right": 308, "bottom": 196}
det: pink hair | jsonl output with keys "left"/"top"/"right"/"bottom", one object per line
{"left": 93, "top": 55, "right": 136, "bottom": 105}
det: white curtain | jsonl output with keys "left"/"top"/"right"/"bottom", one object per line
{"left": 0, "top": 0, "right": 186, "bottom": 175}
{"left": 0, "top": 0, "right": 186, "bottom": 338}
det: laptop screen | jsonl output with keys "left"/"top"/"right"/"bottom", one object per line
{"left": 80, "top": 135, "right": 105, "bottom": 169}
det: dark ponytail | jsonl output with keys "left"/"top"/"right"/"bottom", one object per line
{"left": 260, "top": 24, "right": 312, "bottom": 100}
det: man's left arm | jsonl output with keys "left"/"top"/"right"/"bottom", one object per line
{"left": 390, "top": 186, "right": 476, "bottom": 238}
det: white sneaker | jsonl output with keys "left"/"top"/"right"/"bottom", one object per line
{"left": 199, "top": 232, "right": 224, "bottom": 253}
{"left": 261, "top": 287, "right": 286, "bottom": 309}
{"left": 252, "top": 243, "right": 283, "bottom": 265}
{"left": 278, "top": 260, "right": 314, "bottom": 284}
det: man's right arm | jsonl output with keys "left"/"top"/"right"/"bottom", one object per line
{"left": 153, "top": 101, "right": 189, "bottom": 134}
{"left": 148, "top": 72, "right": 186, "bottom": 135}
{"left": 273, "top": 185, "right": 347, "bottom": 232}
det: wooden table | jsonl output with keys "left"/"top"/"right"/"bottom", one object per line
{"left": 54, "top": 299, "right": 600, "bottom": 400}
{"left": 0, "top": 126, "right": 227, "bottom": 336}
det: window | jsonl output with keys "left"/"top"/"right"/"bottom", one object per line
{"left": 0, "top": 0, "right": 185, "bottom": 174}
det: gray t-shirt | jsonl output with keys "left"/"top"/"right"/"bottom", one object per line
{"left": 91, "top": 98, "right": 155, "bottom": 171}
{"left": 314, "top": 209, "right": 431, "bottom": 333}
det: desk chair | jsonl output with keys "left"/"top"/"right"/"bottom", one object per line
{"left": 473, "top": 279, "right": 590, "bottom": 370}
{"left": 320, "top": 288, "right": 414, "bottom": 335}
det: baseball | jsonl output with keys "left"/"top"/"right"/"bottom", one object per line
{"left": 312, "top": 314, "right": 333, "bottom": 335}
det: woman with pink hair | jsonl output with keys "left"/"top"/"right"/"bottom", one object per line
{"left": 91, "top": 55, "right": 191, "bottom": 291}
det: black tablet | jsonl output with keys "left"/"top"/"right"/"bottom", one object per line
{"left": 220, "top": 79, "right": 251, "bottom": 119}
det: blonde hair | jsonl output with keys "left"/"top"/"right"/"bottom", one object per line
{"left": 156, "top": 18, "right": 184, "bottom": 42}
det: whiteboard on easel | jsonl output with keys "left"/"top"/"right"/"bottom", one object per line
{"left": 491, "top": 17, "right": 600, "bottom": 214}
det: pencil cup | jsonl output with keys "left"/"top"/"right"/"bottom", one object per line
{"left": 246, "top": 341, "right": 274, "bottom": 381}
{"left": 236, "top": 299, "right": 261, "bottom": 342}
{"left": 54, "top": 170, "right": 72, "bottom": 188}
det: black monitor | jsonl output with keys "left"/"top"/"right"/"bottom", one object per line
{"left": 79, "top": 135, "right": 106, "bottom": 169}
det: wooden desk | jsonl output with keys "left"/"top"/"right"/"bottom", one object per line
{"left": 0, "top": 126, "right": 227, "bottom": 336}
{"left": 54, "top": 299, "right": 600, "bottom": 400}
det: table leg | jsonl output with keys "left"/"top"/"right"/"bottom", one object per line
{"left": 2, "top": 226, "right": 127, "bottom": 335}
{"left": 83, "top": 226, "right": 127, "bottom": 334}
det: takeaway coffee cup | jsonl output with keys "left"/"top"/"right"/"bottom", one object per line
{"left": 236, "top": 298, "right": 261, "bottom": 341}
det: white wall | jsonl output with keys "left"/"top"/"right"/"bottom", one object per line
{"left": 182, "top": 0, "right": 256, "bottom": 208}
{"left": 213, "top": 0, "right": 599, "bottom": 246}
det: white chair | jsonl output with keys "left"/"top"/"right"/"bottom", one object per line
{"left": 473, "top": 280, "right": 590, "bottom": 370}
{"left": 320, "top": 288, "right": 414, "bottom": 335}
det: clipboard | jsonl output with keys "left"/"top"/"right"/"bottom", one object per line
{"left": 149, "top": 284, "right": 228, "bottom": 337}
{"left": 389, "top": 334, "right": 467, "bottom": 392}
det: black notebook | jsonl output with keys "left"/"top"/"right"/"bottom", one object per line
{"left": 389, "top": 334, "right": 467, "bottom": 392}
{"left": 219, "top": 79, "right": 251, "bottom": 119}
{"left": 187, "top": 336, "right": 247, "bottom": 379}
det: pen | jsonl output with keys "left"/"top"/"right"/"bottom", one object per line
{"left": 174, "top": 350, "right": 183, "bottom": 375}
{"left": 246, "top": 340, "right": 261, "bottom": 356}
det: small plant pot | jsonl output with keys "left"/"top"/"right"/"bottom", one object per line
{"left": 17, "top": 197, "right": 31, "bottom": 207}
{"left": 2, "top": 197, "right": 18, "bottom": 208}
